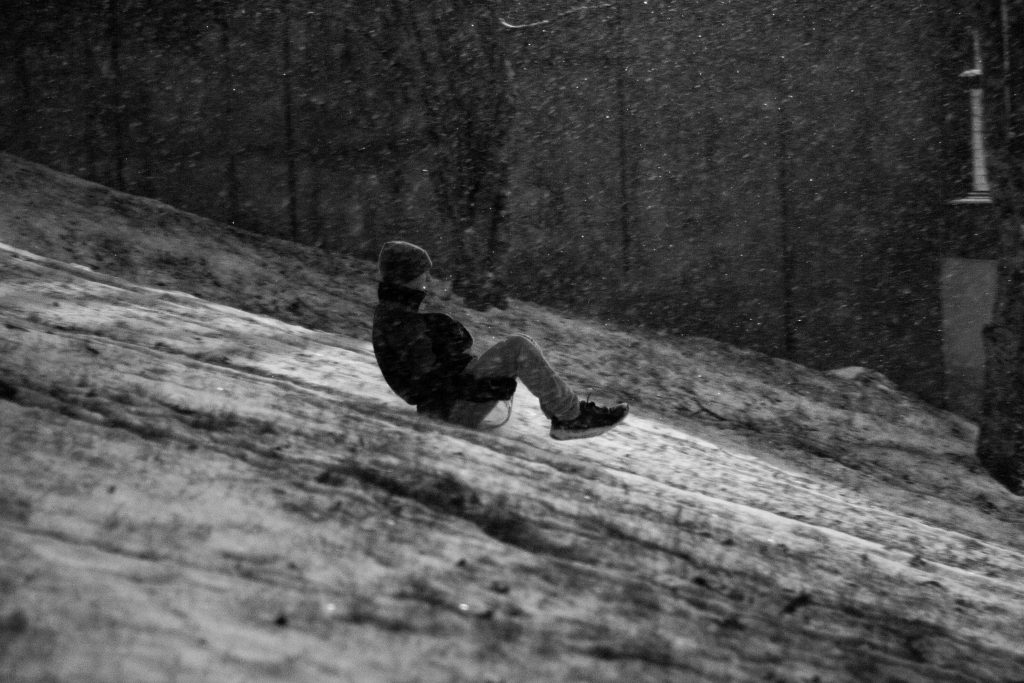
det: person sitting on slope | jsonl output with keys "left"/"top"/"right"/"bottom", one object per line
{"left": 371, "top": 240, "right": 628, "bottom": 440}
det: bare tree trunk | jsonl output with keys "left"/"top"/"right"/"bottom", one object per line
{"left": 977, "top": 0, "right": 1024, "bottom": 494}
{"left": 107, "top": 0, "right": 126, "bottom": 190}
{"left": 173, "top": 93, "right": 188, "bottom": 206}
{"left": 387, "top": 1, "right": 513, "bottom": 308}
{"left": 280, "top": 0, "right": 299, "bottom": 242}
{"left": 217, "top": 10, "right": 240, "bottom": 225}
{"left": 615, "top": 0, "right": 632, "bottom": 275}
{"left": 487, "top": 158, "right": 509, "bottom": 270}
{"left": 473, "top": 16, "right": 514, "bottom": 308}
{"left": 305, "top": 9, "right": 329, "bottom": 245}
{"left": 977, "top": 260, "right": 1024, "bottom": 493}
{"left": 776, "top": 63, "right": 797, "bottom": 358}
{"left": 11, "top": 36, "right": 33, "bottom": 154}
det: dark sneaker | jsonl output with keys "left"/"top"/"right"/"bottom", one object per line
{"left": 550, "top": 400, "right": 629, "bottom": 441}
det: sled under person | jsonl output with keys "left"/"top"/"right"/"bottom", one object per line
{"left": 371, "top": 241, "right": 629, "bottom": 440}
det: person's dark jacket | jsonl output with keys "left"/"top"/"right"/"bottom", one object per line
{"left": 372, "top": 282, "right": 515, "bottom": 418}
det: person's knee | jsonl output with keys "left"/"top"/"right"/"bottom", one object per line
{"left": 507, "top": 333, "right": 537, "bottom": 349}
{"left": 506, "top": 334, "right": 543, "bottom": 360}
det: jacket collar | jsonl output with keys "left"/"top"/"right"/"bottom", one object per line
{"left": 378, "top": 281, "right": 426, "bottom": 310}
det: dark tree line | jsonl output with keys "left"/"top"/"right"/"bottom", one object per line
{"left": 0, "top": 0, "right": 514, "bottom": 301}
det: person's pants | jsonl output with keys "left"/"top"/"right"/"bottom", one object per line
{"left": 446, "top": 334, "right": 579, "bottom": 428}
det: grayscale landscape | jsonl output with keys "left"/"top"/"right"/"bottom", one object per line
{"left": 2, "top": 154, "right": 1023, "bottom": 682}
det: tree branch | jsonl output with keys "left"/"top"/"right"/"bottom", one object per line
{"left": 498, "top": 3, "right": 614, "bottom": 30}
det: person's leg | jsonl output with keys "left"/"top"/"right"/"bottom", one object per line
{"left": 447, "top": 334, "right": 579, "bottom": 427}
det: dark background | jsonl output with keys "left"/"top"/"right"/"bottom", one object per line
{"left": 0, "top": 1, "right": 974, "bottom": 404}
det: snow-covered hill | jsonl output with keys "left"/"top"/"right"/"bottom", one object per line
{"left": 1, "top": 153, "right": 1023, "bottom": 681}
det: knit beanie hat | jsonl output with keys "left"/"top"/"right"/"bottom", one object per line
{"left": 378, "top": 241, "right": 433, "bottom": 285}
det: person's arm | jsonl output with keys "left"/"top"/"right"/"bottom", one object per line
{"left": 393, "top": 316, "right": 454, "bottom": 405}
{"left": 413, "top": 314, "right": 516, "bottom": 403}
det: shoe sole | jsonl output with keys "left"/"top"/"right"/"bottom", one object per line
{"left": 550, "top": 406, "right": 629, "bottom": 441}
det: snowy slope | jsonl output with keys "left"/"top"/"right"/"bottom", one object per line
{"left": 2, "top": 154, "right": 1023, "bottom": 681}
